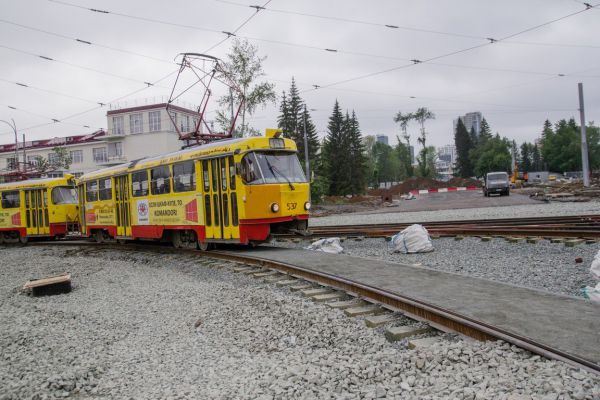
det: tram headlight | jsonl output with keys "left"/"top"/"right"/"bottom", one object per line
{"left": 270, "top": 202, "right": 280, "bottom": 213}
{"left": 304, "top": 201, "right": 311, "bottom": 211}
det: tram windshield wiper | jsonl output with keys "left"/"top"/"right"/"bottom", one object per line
{"left": 265, "top": 158, "right": 295, "bottom": 190}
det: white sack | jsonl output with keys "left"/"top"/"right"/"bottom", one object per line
{"left": 392, "top": 224, "right": 434, "bottom": 254}
{"left": 305, "top": 237, "right": 343, "bottom": 254}
{"left": 591, "top": 250, "right": 600, "bottom": 281}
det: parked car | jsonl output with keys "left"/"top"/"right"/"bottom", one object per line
{"left": 484, "top": 171, "right": 510, "bottom": 197}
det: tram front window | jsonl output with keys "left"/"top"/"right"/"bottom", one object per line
{"left": 51, "top": 186, "right": 78, "bottom": 204}
{"left": 240, "top": 152, "right": 306, "bottom": 185}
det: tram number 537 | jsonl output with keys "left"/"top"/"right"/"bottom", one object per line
{"left": 286, "top": 202, "right": 297, "bottom": 211}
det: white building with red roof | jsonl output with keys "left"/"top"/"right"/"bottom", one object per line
{"left": 0, "top": 103, "right": 199, "bottom": 181}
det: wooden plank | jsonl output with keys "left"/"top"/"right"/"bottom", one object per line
{"left": 23, "top": 273, "right": 71, "bottom": 289}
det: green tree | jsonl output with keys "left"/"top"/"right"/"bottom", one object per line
{"left": 415, "top": 146, "right": 438, "bottom": 178}
{"left": 479, "top": 118, "right": 492, "bottom": 141}
{"left": 413, "top": 107, "right": 435, "bottom": 177}
{"left": 393, "top": 111, "right": 414, "bottom": 148}
{"left": 454, "top": 118, "right": 474, "bottom": 177}
{"left": 217, "top": 38, "right": 276, "bottom": 137}
{"left": 371, "top": 142, "right": 400, "bottom": 185}
{"left": 541, "top": 118, "right": 600, "bottom": 172}
{"left": 520, "top": 142, "right": 533, "bottom": 172}
{"left": 50, "top": 147, "right": 72, "bottom": 170}
{"left": 473, "top": 134, "right": 512, "bottom": 177}
{"left": 277, "top": 78, "right": 320, "bottom": 176}
{"left": 322, "top": 100, "right": 351, "bottom": 195}
{"left": 395, "top": 138, "right": 413, "bottom": 179}
{"left": 346, "top": 111, "right": 367, "bottom": 194}
{"left": 532, "top": 144, "right": 542, "bottom": 171}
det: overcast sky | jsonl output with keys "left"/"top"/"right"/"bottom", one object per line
{"left": 1, "top": 0, "right": 600, "bottom": 150}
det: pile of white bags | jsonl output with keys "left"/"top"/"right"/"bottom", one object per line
{"left": 583, "top": 250, "right": 600, "bottom": 304}
{"left": 392, "top": 224, "right": 434, "bottom": 254}
{"left": 305, "top": 237, "right": 344, "bottom": 254}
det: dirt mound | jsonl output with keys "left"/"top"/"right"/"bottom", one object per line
{"left": 447, "top": 177, "right": 481, "bottom": 187}
{"left": 368, "top": 176, "right": 482, "bottom": 198}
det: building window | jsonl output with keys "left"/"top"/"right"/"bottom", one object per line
{"left": 93, "top": 147, "right": 108, "bottom": 163}
{"left": 27, "top": 155, "right": 40, "bottom": 166}
{"left": 113, "top": 116, "right": 124, "bottom": 135}
{"left": 180, "top": 115, "right": 189, "bottom": 132}
{"left": 48, "top": 153, "right": 59, "bottom": 165}
{"left": 149, "top": 111, "right": 161, "bottom": 132}
{"left": 73, "top": 172, "right": 83, "bottom": 178}
{"left": 192, "top": 118, "right": 198, "bottom": 131}
{"left": 47, "top": 172, "right": 64, "bottom": 178}
{"left": 70, "top": 150, "right": 83, "bottom": 164}
{"left": 130, "top": 113, "right": 143, "bottom": 134}
{"left": 108, "top": 142, "right": 123, "bottom": 159}
{"left": 169, "top": 111, "right": 177, "bottom": 131}
{"left": 7, "top": 157, "right": 17, "bottom": 170}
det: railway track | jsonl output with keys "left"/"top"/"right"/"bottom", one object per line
{"left": 300, "top": 214, "right": 600, "bottom": 239}
{"left": 30, "top": 240, "right": 600, "bottom": 374}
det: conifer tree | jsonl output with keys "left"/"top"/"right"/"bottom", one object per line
{"left": 277, "top": 78, "right": 320, "bottom": 177}
{"left": 347, "top": 110, "right": 367, "bottom": 194}
{"left": 479, "top": 118, "right": 492, "bottom": 141}
{"left": 532, "top": 144, "right": 542, "bottom": 171}
{"left": 322, "top": 100, "right": 351, "bottom": 195}
{"left": 454, "top": 118, "right": 474, "bottom": 177}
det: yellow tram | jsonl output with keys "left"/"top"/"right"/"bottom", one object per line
{"left": 78, "top": 130, "right": 310, "bottom": 249}
{"left": 0, "top": 175, "right": 79, "bottom": 244}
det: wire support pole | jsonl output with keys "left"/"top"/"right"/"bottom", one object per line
{"left": 578, "top": 82, "right": 591, "bottom": 187}
{"left": 302, "top": 105, "right": 311, "bottom": 202}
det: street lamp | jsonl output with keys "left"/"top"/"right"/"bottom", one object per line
{"left": 0, "top": 118, "right": 18, "bottom": 172}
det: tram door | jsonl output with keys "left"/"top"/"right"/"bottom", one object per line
{"left": 25, "top": 189, "right": 49, "bottom": 236}
{"left": 202, "top": 156, "right": 240, "bottom": 241}
{"left": 114, "top": 175, "right": 131, "bottom": 237}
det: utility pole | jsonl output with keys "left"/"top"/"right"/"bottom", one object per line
{"left": 0, "top": 118, "right": 18, "bottom": 172}
{"left": 302, "top": 105, "right": 311, "bottom": 202}
{"left": 578, "top": 83, "right": 590, "bottom": 187}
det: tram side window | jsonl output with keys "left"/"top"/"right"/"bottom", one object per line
{"left": 151, "top": 165, "right": 171, "bottom": 195}
{"left": 86, "top": 181, "right": 98, "bottom": 202}
{"left": 132, "top": 171, "right": 149, "bottom": 197}
{"left": 228, "top": 156, "right": 236, "bottom": 190}
{"left": 99, "top": 178, "right": 112, "bottom": 201}
{"left": 1, "top": 190, "right": 20, "bottom": 208}
{"left": 240, "top": 152, "right": 261, "bottom": 184}
{"left": 202, "top": 160, "right": 210, "bottom": 192}
{"left": 173, "top": 161, "right": 195, "bottom": 193}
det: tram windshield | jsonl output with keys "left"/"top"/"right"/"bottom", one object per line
{"left": 240, "top": 151, "right": 307, "bottom": 185}
{"left": 51, "top": 186, "right": 78, "bottom": 204}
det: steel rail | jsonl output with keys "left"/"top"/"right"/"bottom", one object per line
{"left": 25, "top": 240, "right": 600, "bottom": 373}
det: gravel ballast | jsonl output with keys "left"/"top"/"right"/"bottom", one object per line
{"left": 1, "top": 245, "right": 599, "bottom": 399}
{"left": 277, "top": 237, "right": 599, "bottom": 298}
{"left": 310, "top": 200, "right": 600, "bottom": 226}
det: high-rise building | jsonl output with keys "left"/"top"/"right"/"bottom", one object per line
{"left": 375, "top": 135, "right": 389, "bottom": 145}
{"left": 453, "top": 112, "right": 482, "bottom": 136}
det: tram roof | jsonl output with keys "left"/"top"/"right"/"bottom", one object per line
{"left": 78, "top": 136, "right": 297, "bottom": 182}
{"left": 0, "top": 175, "right": 73, "bottom": 190}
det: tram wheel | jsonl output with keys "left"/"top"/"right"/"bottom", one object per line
{"left": 18, "top": 234, "right": 28, "bottom": 245}
{"left": 171, "top": 231, "right": 183, "bottom": 248}
{"left": 0, "top": 232, "right": 4, "bottom": 245}
{"left": 94, "top": 230, "right": 105, "bottom": 243}
{"left": 198, "top": 241, "right": 211, "bottom": 251}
